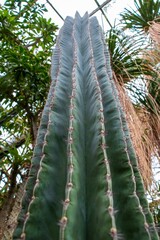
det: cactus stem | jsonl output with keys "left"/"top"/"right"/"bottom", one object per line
{"left": 59, "top": 23, "right": 79, "bottom": 239}
{"left": 13, "top": 13, "right": 159, "bottom": 240}
{"left": 18, "top": 38, "right": 65, "bottom": 238}
{"left": 89, "top": 17, "right": 154, "bottom": 238}
{"left": 85, "top": 18, "right": 118, "bottom": 239}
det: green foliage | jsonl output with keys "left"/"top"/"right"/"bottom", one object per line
{"left": 106, "top": 26, "right": 160, "bottom": 121}
{"left": 133, "top": 76, "right": 160, "bottom": 115}
{"left": 0, "top": 0, "right": 58, "bottom": 114}
{"left": 13, "top": 13, "right": 159, "bottom": 240}
{"left": 108, "top": 0, "right": 160, "bottom": 121}
{"left": 106, "top": 27, "right": 150, "bottom": 83}
{"left": 121, "top": 0, "right": 160, "bottom": 32}
{"left": 0, "top": 134, "right": 32, "bottom": 208}
{"left": 0, "top": 0, "right": 58, "bottom": 211}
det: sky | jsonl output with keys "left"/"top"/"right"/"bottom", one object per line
{"left": 1, "top": 0, "right": 135, "bottom": 31}
{"left": 42, "top": 0, "right": 135, "bottom": 31}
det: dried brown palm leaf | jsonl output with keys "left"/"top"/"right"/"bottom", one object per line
{"left": 147, "top": 98, "right": 160, "bottom": 152}
{"left": 149, "top": 21, "right": 160, "bottom": 47}
{"left": 113, "top": 72, "right": 154, "bottom": 187}
{"left": 144, "top": 50, "right": 160, "bottom": 70}
{"left": 141, "top": 24, "right": 160, "bottom": 156}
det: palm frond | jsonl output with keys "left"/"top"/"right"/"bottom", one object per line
{"left": 121, "top": 0, "right": 160, "bottom": 32}
{"left": 107, "top": 27, "right": 149, "bottom": 83}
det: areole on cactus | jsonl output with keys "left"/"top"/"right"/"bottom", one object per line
{"left": 13, "top": 12, "right": 159, "bottom": 240}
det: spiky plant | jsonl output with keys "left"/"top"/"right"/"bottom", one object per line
{"left": 121, "top": 0, "right": 160, "bottom": 32}
{"left": 13, "top": 13, "right": 159, "bottom": 240}
{"left": 106, "top": 27, "right": 149, "bottom": 83}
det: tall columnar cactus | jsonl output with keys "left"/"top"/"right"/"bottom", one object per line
{"left": 13, "top": 13, "right": 159, "bottom": 240}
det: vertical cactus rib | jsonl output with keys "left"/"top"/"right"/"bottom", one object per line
{"left": 108, "top": 61, "right": 158, "bottom": 238}
{"left": 100, "top": 27, "right": 159, "bottom": 240}
{"left": 13, "top": 12, "right": 159, "bottom": 240}
{"left": 89, "top": 16, "right": 158, "bottom": 239}
{"left": 13, "top": 39, "right": 62, "bottom": 239}
{"left": 59, "top": 13, "right": 86, "bottom": 240}
{"left": 90, "top": 17, "right": 149, "bottom": 239}
{"left": 14, "top": 16, "right": 75, "bottom": 239}
{"left": 82, "top": 13, "right": 117, "bottom": 240}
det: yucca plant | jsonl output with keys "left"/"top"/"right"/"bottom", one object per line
{"left": 13, "top": 13, "right": 159, "bottom": 240}
{"left": 121, "top": 0, "right": 160, "bottom": 32}
{"left": 106, "top": 27, "right": 149, "bottom": 83}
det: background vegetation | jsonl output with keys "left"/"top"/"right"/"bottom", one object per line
{"left": 0, "top": 0, "right": 58, "bottom": 237}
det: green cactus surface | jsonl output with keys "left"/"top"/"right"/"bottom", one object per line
{"left": 13, "top": 12, "right": 159, "bottom": 240}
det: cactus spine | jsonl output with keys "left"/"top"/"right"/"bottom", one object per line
{"left": 13, "top": 13, "right": 159, "bottom": 240}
